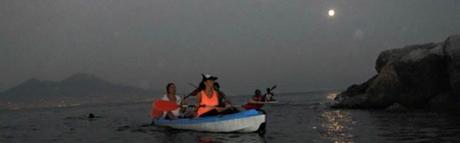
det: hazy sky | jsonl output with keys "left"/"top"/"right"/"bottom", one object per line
{"left": 1, "top": 0, "right": 459, "bottom": 94}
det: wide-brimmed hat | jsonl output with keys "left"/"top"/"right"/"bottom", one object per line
{"left": 201, "top": 74, "right": 218, "bottom": 81}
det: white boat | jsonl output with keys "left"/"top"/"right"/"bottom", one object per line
{"left": 153, "top": 109, "right": 266, "bottom": 133}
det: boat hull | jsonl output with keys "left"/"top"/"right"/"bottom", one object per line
{"left": 154, "top": 109, "right": 266, "bottom": 133}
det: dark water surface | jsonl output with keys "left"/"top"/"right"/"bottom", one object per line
{"left": 2, "top": 91, "right": 460, "bottom": 143}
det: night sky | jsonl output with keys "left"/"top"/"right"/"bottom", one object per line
{"left": 1, "top": 0, "right": 459, "bottom": 94}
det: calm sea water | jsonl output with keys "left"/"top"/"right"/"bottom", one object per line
{"left": 2, "top": 91, "right": 460, "bottom": 143}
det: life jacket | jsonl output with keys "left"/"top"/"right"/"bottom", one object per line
{"left": 196, "top": 90, "right": 219, "bottom": 117}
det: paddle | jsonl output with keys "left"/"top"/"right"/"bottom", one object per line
{"left": 152, "top": 100, "right": 201, "bottom": 113}
{"left": 151, "top": 101, "right": 165, "bottom": 118}
{"left": 151, "top": 108, "right": 163, "bottom": 118}
{"left": 154, "top": 100, "right": 182, "bottom": 111}
{"left": 153, "top": 100, "right": 250, "bottom": 112}
{"left": 270, "top": 85, "right": 277, "bottom": 91}
{"left": 187, "top": 82, "right": 198, "bottom": 88}
{"left": 151, "top": 100, "right": 185, "bottom": 118}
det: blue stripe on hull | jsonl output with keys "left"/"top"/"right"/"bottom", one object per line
{"left": 155, "top": 109, "right": 263, "bottom": 125}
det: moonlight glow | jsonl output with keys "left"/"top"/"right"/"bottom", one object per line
{"left": 328, "top": 9, "right": 335, "bottom": 17}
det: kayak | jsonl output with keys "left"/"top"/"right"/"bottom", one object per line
{"left": 256, "top": 101, "right": 279, "bottom": 104}
{"left": 153, "top": 109, "right": 266, "bottom": 133}
{"left": 242, "top": 100, "right": 279, "bottom": 110}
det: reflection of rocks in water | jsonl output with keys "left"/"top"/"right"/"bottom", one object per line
{"left": 385, "top": 103, "right": 408, "bottom": 112}
{"left": 318, "top": 110, "right": 355, "bottom": 143}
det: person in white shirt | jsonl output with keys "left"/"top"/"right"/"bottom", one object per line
{"left": 161, "top": 83, "right": 182, "bottom": 119}
{"left": 264, "top": 88, "right": 276, "bottom": 101}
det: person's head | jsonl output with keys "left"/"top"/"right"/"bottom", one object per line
{"left": 201, "top": 74, "right": 218, "bottom": 89}
{"left": 255, "top": 89, "right": 261, "bottom": 95}
{"left": 166, "top": 83, "right": 176, "bottom": 95}
{"left": 266, "top": 88, "right": 271, "bottom": 93}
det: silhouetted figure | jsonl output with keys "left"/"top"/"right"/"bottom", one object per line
{"left": 88, "top": 113, "right": 96, "bottom": 119}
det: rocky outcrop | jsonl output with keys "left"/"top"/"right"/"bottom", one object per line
{"left": 445, "top": 36, "right": 460, "bottom": 95}
{"left": 333, "top": 35, "right": 460, "bottom": 110}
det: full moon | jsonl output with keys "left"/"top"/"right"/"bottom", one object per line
{"left": 328, "top": 9, "right": 335, "bottom": 17}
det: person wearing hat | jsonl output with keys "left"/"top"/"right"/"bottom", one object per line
{"left": 194, "top": 74, "right": 236, "bottom": 117}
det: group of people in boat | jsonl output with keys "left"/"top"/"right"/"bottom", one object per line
{"left": 243, "top": 88, "right": 276, "bottom": 110}
{"left": 248, "top": 88, "right": 276, "bottom": 104}
{"left": 153, "top": 74, "right": 276, "bottom": 120}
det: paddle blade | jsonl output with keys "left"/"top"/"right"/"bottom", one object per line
{"left": 154, "top": 100, "right": 180, "bottom": 111}
{"left": 151, "top": 108, "right": 163, "bottom": 118}
{"left": 151, "top": 101, "right": 162, "bottom": 118}
{"left": 270, "top": 85, "right": 277, "bottom": 90}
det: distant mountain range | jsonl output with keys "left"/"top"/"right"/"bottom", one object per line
{"left": 0, "top": 73, "right": 158, "bottom": 109}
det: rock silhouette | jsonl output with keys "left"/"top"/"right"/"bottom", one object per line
{"left": 333, "top": 35, "right": 460, "bottom": 110}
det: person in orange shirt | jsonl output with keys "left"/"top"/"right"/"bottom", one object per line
{"left": 195, "top": 74, "right": 237, "bottom": 117}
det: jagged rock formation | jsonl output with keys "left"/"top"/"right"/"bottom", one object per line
{"left": 333, "top": 35, "right": 460, "bottom": 110}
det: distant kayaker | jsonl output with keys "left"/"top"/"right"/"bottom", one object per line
{"left": 251, "top": 89, "right": 265, "bottom": 102}
{"left": 242, "top": 89, "right": 265, "bottom": 110}
{"left": 264, "top": 88, "right": 276, "bottom": 101}
{"left": 195, "top": 74, "right": 237, "bottom": 117}
{"left": 159, "top": 83, "right": 182, "bottom": 120}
